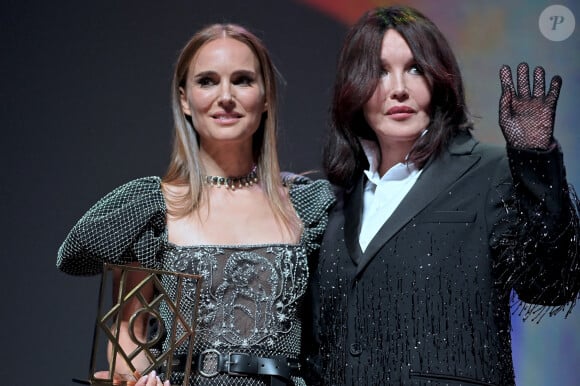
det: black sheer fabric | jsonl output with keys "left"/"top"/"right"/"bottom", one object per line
{"left": 57, "top": 176, "right": 335, "bottom": 385}
{"left": 499, "top": 62, "right": 561, "bottom": 150}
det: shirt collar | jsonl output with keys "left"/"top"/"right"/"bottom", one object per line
{"left": 360, "top": 138, "right": 419, "bottom": 185}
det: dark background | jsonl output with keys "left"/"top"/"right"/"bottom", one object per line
{"left": 1, "top": 1, "right": 578, "bottom": 385}
{"left": 1, "top": 1, "right": 343, "bottom": 384}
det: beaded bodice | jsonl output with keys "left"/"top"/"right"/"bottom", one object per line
{"left": 160, "top": 244, "right": 308, "bottom": 356}
{"left": 56, "top": 175, "right": 335, "bottom": 385}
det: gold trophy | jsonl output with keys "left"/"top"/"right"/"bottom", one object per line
{"left": 74, "top": 263, "right": 202, "bottom": 386}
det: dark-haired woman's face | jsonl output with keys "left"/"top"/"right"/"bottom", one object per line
{"left": 363, "top": 29, "right": 431, "bottom": 151}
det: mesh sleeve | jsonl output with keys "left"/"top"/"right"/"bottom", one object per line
{"left": 289, "top": 177, "right": 336, "bottom": 257}
{"left": 57, "top": 176, "right": 167, "bottom": 275}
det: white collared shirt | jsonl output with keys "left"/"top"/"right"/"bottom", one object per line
{"left": 358, "top": 139, "right": 423, "bottom": 252}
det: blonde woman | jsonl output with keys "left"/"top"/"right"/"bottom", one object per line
{"left": 58, "top": 24, "right": 334, "bottom": 386}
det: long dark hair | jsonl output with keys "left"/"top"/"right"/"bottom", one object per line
{"left": 324, "top": 6, "right": 473, "bottom": 188}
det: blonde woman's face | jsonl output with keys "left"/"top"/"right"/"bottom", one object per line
{"left": 180, "top": 37, "right": 267, "bottom": 149}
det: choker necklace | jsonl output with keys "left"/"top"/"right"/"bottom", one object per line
{"left": 203, "top": 165, "right": 258, "bottom": 190}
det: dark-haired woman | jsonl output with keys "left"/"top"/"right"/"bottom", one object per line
{"left": 307, "top": 5, "right": 580, "bottom": 385}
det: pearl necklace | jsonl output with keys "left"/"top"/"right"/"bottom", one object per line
{"left": 203, "top": 165, "right": 258, "bottom": 190}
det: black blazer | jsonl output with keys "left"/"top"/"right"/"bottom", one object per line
{"left": 307, "top": 133, "right": 579, "bottom": 385}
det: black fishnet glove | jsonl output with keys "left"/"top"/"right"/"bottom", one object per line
{"left": 499, "top": 62, "right": 562, "bottom": 149}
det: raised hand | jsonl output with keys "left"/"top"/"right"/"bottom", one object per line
{"left": 498, "top": 62, "right": 561, "bottom": 149}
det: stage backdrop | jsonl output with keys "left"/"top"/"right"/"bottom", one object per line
{"left": 1, "top": 1, "right": 577, "bottom": 385}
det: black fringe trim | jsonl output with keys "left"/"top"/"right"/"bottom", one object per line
{"left": 495, "top": 184, "right": 580, "bottom": 323}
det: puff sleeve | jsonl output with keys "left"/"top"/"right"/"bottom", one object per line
{"left": 288, "top": 176, "right": 336, "bottom": 256}
{"left": 57, "top": 177, "right": 167, "bottom": 275}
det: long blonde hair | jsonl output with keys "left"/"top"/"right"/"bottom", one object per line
{"left": 162, "top": 24, "right": 297, "bottom": 232}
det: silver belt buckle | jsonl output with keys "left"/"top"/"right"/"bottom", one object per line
{"left": 198, "top": 348, "right": 221, "bottom": 377}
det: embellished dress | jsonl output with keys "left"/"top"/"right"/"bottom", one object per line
{"left": 57, "top": 176, "right": 335, "bottom": 386}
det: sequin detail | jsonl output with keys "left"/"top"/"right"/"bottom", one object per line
{"left": 312, "top": 142, "right": 579, "bottom": 386}
{"left": 56, "top": 175, "right": 336, "bottom": 386}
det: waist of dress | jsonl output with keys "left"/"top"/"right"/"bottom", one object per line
{"left": 166, "top": 349, "right": 301, "bottom": 382}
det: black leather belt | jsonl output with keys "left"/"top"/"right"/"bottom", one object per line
{"left": 169, "top": 350, "right": 301, "bottom": 386}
